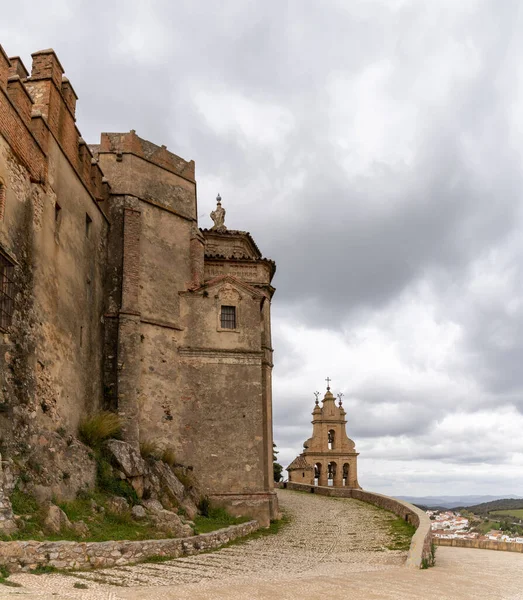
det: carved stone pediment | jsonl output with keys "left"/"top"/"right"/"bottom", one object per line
{"left": 216, "top": 283, "right": 242, "bottom": 302}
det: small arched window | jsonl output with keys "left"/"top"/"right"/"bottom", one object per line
{"left": 0, "top": 179, "right": 6, "bottom": 221}
{"left": 328, "top": 429, "right": 335, "bottom": 450}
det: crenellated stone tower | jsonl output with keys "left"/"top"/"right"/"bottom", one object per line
{"left": 287, "top": 381, "right": 360, "bottom": 488}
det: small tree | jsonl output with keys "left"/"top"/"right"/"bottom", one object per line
{"left": 273, "top": 442, "right": 283, "bottom": 483}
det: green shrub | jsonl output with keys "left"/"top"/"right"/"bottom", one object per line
{"left": 198, "top": 496, "right": 210, "bottom": 517}
{"left": 140, "top": 440, "right": 162, "bottom": 460}
{"left": 161, "top": 447, "right": 176, "bottom": 466}
{"left": 96, "top": 455, "right": 138, "bottom": 504}
{"left": 78, "top": 411, "right": 121, "bottom": 448}
{"left": 29, "top": 565, "right": 59, "bottom": 575}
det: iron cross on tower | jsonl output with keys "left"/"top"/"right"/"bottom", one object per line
{"left": 325, "top": 377, "right": 331, "bottom": 390}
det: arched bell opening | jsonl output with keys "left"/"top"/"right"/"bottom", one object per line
{"left": 327, "top": 461, "right": 337, "bottom": 487}
{"left": 328, "top": 429, "right": 335, "bottom": 450}
{"left": 343, "top": 462, "right": 349, "bottom": 487}
{"left": 314, "top": 462, "right": 322, "bottom": 486}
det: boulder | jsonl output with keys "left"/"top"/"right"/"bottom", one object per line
{"left": 43, "top": 504, "right": 72, "bottom": 534}
{"left": 131, "top": 505, "right": 147, "bottom": 520}
{"left": 180, "top": 497, "right": 198, "bottom": 520}
{"left": 106, "top": 496, "right": 129, "bottom": 514}
{"left": 104, "top": 440, "right": 145, "bottom": 477}
{"left": 142, "top": 499, "right": 163, "bottom": 513}
{"left": 149, "top": 462, "right": 185, "bottom": 506}
{"left": 71, "top": 520, "right": 90, "bottom": 538}
{"left": 150, "top": 509, "right": 191, "bottom": 537}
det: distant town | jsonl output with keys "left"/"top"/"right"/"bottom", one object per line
{"left": 427, "top": 509, "right": 523, "bottom": 544}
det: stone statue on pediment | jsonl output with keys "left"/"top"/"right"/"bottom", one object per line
{"left": 210, "top": 193, "right": 227, "bottom": 232}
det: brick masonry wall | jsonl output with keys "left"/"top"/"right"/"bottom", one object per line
{"left": 434, "top": 537, "right": 523, "bottom": 553}
{"left": 0, "top": 87, "right": 46, "bottom": 182}
{"left": 284, "top": 482, "right": 433, "bottom": 569}
{"left": 0, "top": 520, "right": 259, "bottom": 573}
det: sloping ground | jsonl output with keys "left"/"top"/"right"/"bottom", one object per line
{"left": 7, "top": 490, "right": 523, "bottom": 600}
{"left": 4, "top": 489, "right": 406, "bottom": 598}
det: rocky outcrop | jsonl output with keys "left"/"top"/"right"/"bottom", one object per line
{"left": 43, "top": 505, "right": 72, "bottom": 535}
{"left": 140, "top": 499, "right": 192, "bottom": 537}
{"left": 105, "top": 496, "right": 129, "bottom": 514}
{"left": 104, "top": 440, "right": 145, "bottom": 478}
{"left": 103, "top": 439, "right": 200, "bottom": 517}
{"left": 25, "top": 433, "right": 96, "bottom": 503}
{"left": 147, "top": 461, "right": 185, "bottom": 506}
{"left": 0, "top": 456, "right": 17, "bottom": 535}
{"left": 70, "top": 520, "right": 89, "bottom": 538}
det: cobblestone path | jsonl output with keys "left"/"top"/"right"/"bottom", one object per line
{"left": 5, "top": 489, "right": 406, "bottom": 599}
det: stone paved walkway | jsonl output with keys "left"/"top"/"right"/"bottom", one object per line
{"left": 2, "top": 490, "right": 523, "bottom": 599}
{"left": 2, "top": 489, "right": 404, "bottom": 598}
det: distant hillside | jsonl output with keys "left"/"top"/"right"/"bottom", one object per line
{"left": 458, "top": 498, "right": 523, "bottom": 515}
{"left": 397, "top": 495, "right": 522, "bottom": 509}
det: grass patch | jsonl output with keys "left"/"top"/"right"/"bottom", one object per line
{"left": 5, "top": 487, "right": 47, "bottom": 540}
{"left": 10, "top": 487, "right": 39, "bottom": 515}
{"left": 386, "top": 517, "right": 416, "bottom": 551}
{"left": 78, "top": 411, "right": 121, "bottom": 448}
{"left": 140, "top": 554, "right": 175, "bottom": 564}
{"left": 0, "top": 565, "right": 22, "bottom": 587}
{"left": 2, "top": 488, "right": 193, "bottom": 544}
{"left": 247, "top": 513, "right": 291, "bottom": 540}
{"left": 29, "top": 565, "right": 60, "bottom": 575}
{"left": 475, "top": 520, "right": 501, "bottom": 534}
{"left": 194, "top": 507, "right": 250, "bottom": 534}
{"left": 73, "top": 582, "right": 88, "bottom": 589}
{"left": 491, "top": 509, "right": 523, "bottom": 520}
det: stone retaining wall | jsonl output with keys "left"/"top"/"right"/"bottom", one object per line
{"left": 0, "top": 520, "right": 259, "bottom": 573}
{"left": 283, "top": 482, "right": 432, "bottom": 569}
{"left": 434, "top": 537, "right": 523, "bottom": 553}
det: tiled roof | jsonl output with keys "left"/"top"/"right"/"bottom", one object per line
{"left": 287, "top": 455, "right": 313, "bottom": 471}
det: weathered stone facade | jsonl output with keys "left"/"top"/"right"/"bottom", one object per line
{"left": 0, "top": 45, "right": 277, "bottom": 525}
{"left": 287, "top": 385, "right": 360, "bottom": 488}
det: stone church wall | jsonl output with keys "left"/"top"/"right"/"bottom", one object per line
{"left": 0, "top": 43, "right": 278, "bottom": 524}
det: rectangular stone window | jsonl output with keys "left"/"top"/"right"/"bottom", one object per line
{"left": 85, "top": 213, "right": 92, "bottom": 238}
{"left": 0, "top": 253, "right": 15, "bottom": 331}
{"left": 220, "top": 305, "right": 236, "bottom": 329}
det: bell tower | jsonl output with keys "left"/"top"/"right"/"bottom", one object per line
{"left": 287, "top": 380, "right": 360, "bottom": 488}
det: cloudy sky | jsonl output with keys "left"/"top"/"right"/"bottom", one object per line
{"left": 3, "top": 0, "right": 523, "bottom": 497}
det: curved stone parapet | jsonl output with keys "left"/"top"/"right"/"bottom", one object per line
{"left": 0, "top": 520, "right": 259, "bottom": 573}
{"left": 284, "top": 482, "right": 433, "bottom": 569}
{"left": 435, "top": 537, "right": 523, "bottom": 553}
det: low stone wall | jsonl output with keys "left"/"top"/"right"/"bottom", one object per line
{"left": 284, "top": 482, "right": 432, "bottom": 569}
{"left": 0, "top": 521, "right": 259, "bottom": 573}
{"left": 435, "top": 537, "right": 523, "bottom": 553}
